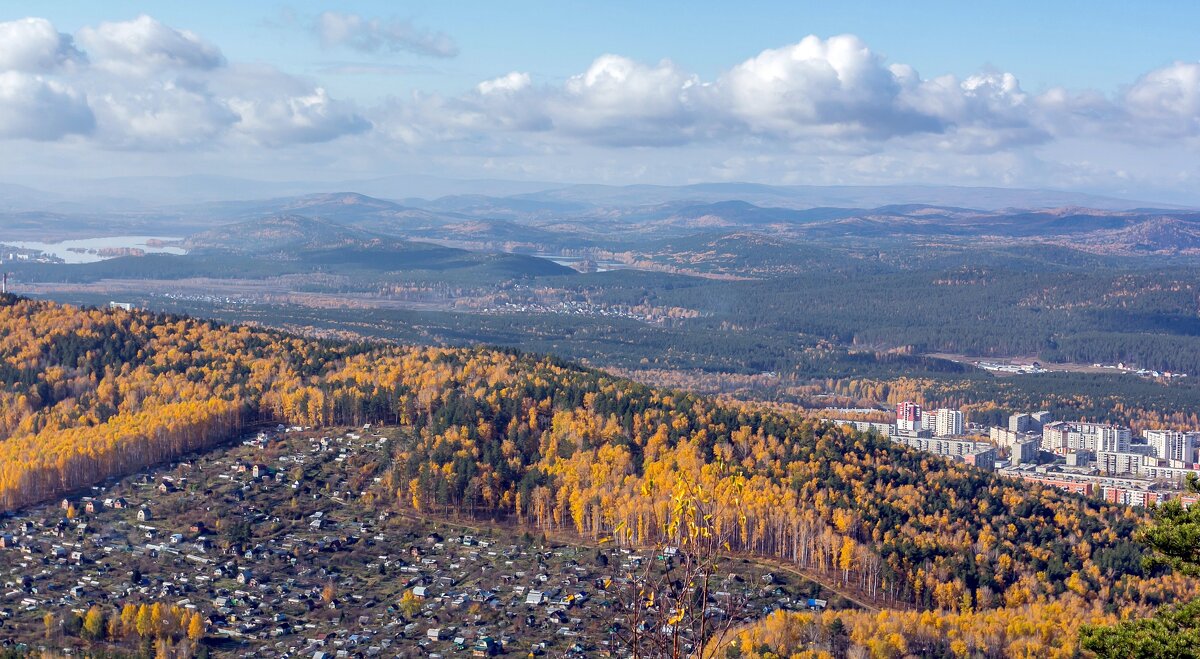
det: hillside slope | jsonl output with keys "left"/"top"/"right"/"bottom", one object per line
{"left": 0, "top": 297, "right": 1180, "bottom": 600}
{"left": 183, "top": 213, "right": 397, "bottom": 253}
{"left": 0, "top": 296, "right": 1192, "bottom": 655}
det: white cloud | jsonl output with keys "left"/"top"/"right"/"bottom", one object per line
{"left": 227, "top": 89, "right": 369, "bottom": 146}
{"left": 315, "top": 12, "right": 458, "bottom": 58}
{"left": 477, "top": 71, "right": 531, "bottom": 95}
{"left": 88, "top": 79, "right": 237, "bottom": 149}
{"left": 0, "top": 17, "right": 85, "bottom": 73}
{"left": 1122, "top": 61, "right": 1200, "bottom": 139}
{"left": 76, "top": 15, "right": 224, "bottom": 75}
{"left": 899, "top": 71, "right": 1049, "bottom": 152}
{"left": 2, "top": 14, "right": 1200, "bottom": 199}
{"left": 389, "top": 57, "right": 704, "bottom": 147}
{"left": 719, "top": 35, "right": 941, "bottom": 140}
{"left": 215, "top": 66, "right": 371, "bottom": 146}
{"left": 0, "top": 71, "right": 93, "bottom": 140}
{"left": 395, "top": 36, "right": 1046, "bottom": 152}
{"left": 0, "top": 16, "right": 369, "bottom": 149}
{"left": 552, "top": 55, "right": 703, "bottom": 145}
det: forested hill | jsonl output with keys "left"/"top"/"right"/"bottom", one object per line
{"left": 0, "top": 295, "right": 1190, "bottom": 631}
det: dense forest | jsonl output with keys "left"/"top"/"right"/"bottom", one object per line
{"left": 647, "top": 264, "right": 1200, "bottom": 374}
{"left": 727, "top": 479, "right": 1200, "bottom": 658}
{"left": 724, "top": 599, "right": 1117, "bottom": 657}
{"left": 43, "top": 288, "right": 1200, "bottom": 431}
{"left": 0, "top": 295, "right": 1195, "bottom": 642}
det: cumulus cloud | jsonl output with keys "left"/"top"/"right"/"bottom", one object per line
{"left": 393, "top": 57, "right": 705, "bottom": 147}
{"left": 719, "top": 35, "right": 942, "bottom": 140}
{"left": 0, "top": 15, "right": 370, "bottom": 149}
{"left": 0, "top": 71, "right": 93, "bottom": 140}
{"left": 88, "top": 80, "right": 238, "bottom": 149}
{"left": 393, "top": 36, "right": 1048, "bottom": 152}
{"left": 1122, "top": 61, "right": 1200, "bottom": 139}
{"left": 76, "top": 15, "right": 224, "bottom": 75}
{"left": 214, "top": 66, "right": 371, "bottom": 146}
{"left": 552, "top": 55, "right": 703, "bottom": 145}
{"left": 0, "top": 18, "right": 85, "bottom": 72}
{"left": 4, "top": 10, "right": 1200, "bottom": 191}
{"left": 901, "top": 71, "right": 1050, "bottom": 152}
{"left": 477, "top": 71, "right": 531, "bottom": 95}
{"left": 227, "top": 88, "right": 370, "bottom": 146}
{"left": 315, "top": 12, "right": 458, "bottom": 58}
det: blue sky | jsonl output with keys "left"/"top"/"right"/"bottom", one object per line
{"left": 24, "top": 1, "right": 1200, "bottom": 93}
{"left": 3, "top": 2, "right": 1200, "bottom": 202}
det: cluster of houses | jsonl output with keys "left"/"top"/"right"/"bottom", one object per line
{"left": 0, "top": 426, "right": 830, "bottom": 657}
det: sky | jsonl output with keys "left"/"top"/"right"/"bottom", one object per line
{"left": 3, "top": 1, "right": 1200, "bottom": 202}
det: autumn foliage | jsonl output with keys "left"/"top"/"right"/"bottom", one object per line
{"left": 1, "top": 296, "right": 1196, "bottom": 635}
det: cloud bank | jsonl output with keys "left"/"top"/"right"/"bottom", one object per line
{"left": 0, "top": 15, "right": 369, "bottom": 148}
{"left": 377, "top": 33, "right": 1200, "bottom": 159}
{"left": 0, "top": 14, "right": 1199, "bottom": 197}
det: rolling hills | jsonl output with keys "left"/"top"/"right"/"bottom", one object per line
{"left": 9, "top": 214, "right": 574, "bottom": 285}
{"left": 183, "top": 214, "right": 398, "bottom": 254}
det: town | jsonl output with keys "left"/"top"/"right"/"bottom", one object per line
{"left": 825, "top": 402, "right": 1200, "bottom": 507}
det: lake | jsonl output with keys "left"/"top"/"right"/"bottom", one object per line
{"left": 4, "top": 236, "right": 187, "bottom": 264}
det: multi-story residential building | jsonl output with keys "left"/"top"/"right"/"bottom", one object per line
{"left": 990, "top": 426, "right": 1016, "bottom": 446}
{"left": 990, "top": 426, "right": 1040, "bottom": 461}
{"left": 893, "top": 432, "right": 995, "bottom": 470}
{"left": 1042, "top": 421, "right": 1131, "bottom": 454}
{"left": 1091, "top": 424, "right": 1133, "bottom": 453}
{"left": 921, "top": 412, "right": 937, "bottom": 432}
{"left": 963, "top": 448, "right": 997, "bottom": 471}
{"left": 1042, "top": 422, "right": 1071, "bottom": 453}
{"left": 1009, "top": 472, "right": 1094, "bottom": 496}
{"left": 1139, "top": 462, "right": 1200, "bottom": 486}
{"left": 1008, "top": 413, "right": 1031, "bottom": 433}
{"left": 1097, "top": 451, "right": 1144, "bottom": 476}
{"left": 820, "top": 419, "right": 895, "bottom": 437}
{"left": 1104, "top": 488, "right": 1164, "bottom": 507}
{"left": 1012, "top": 439, "right": 1038, "bottom": 465}
{"left": 896, "top": 402, "right": 921, "bottom": 432}
{"left": 1002, "top": 467, "right": 1197, "bottom": 507}
{"left": 1144, "top": 430, "right": 1200, "bottom": 463}
{"left": 934, "top": 409, "right": 964, "bottom": 437}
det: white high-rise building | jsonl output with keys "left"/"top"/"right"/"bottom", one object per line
{"left": 1090, "top": 424, "right": 1132, "bottom": 453}
{"left": 1145, "top": 430, "right": 1200, "bottom": 463}
{"left": 934, "top": 409, "right": 964, "bottom": 437}
{"left": 1041, "top": 421, "right": 1132, "bottom": 454}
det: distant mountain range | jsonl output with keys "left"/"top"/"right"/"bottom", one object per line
{"left": 1, "top": 174, "right": 1188, "bottom": 210}
{"left": 7, "top": 180, "right": 1200, "bottom": 260}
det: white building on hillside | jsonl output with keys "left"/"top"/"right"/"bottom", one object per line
{"left": 934, "top": 409, "right": 964, "bottom": 437}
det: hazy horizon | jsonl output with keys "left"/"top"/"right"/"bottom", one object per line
{"left": 0, "top": 173, "right": 1190, "bottom": 210}
{"left": 2, "top": 2, "right": 1200, "bottom": 204}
